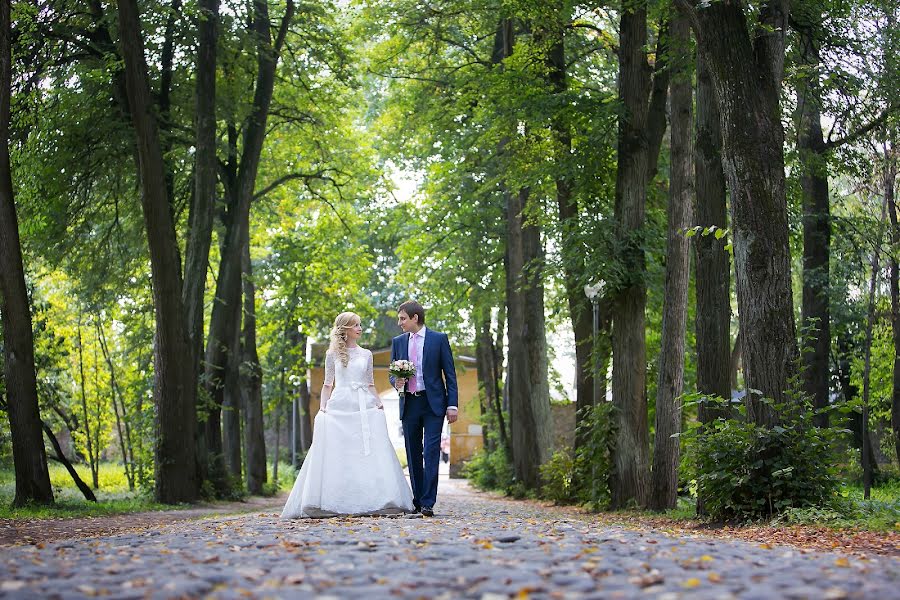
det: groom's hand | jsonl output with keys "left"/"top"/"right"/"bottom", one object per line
{"left": 446, "top": 410, "right": 458, "bottom": 424}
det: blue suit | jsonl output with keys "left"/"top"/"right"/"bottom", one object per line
{"left": 390, "top": 329, "right": 458, "bottom": 510}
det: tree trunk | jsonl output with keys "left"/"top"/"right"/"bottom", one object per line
{"left": 835, "top": 333, "right": 879, "bottom": 477}
{"left": 96, "top": 322, "right": 135, "bottom": 489}
{"left": 650, "top": 14, "right": 692, "bottom": 511}
{"left": 860, "top": 205, "right": 884, "bottom": 499}
{"left": 885, "top": 150, "right": 900, "bottom": 468}
{"left": 0, "top": 0, "right": 53, "bottom": 505}
{"left": 222, "top": 276, "right": 243, "bottom": 485}
{"left": 506, "top": 187, "right": 553, "bottom": 490}
{"left": 242, "top": 238, "right": 267, "bottom": 495}
{"left": 203, "top": 0, "right": 293, "bottom": 496}
{"left": 681, "top": 0, "right": 797, "bottom": 426}
{"left": 273, "top": 400, "right": 282, "bottom": 483}
{"left": 474, "top": 303, "right": 506, "bottom": 453}
{"left": 42, "top": 421, "right": 95, "bottom": 502}
{"left": 76, "top": 321, "right": 99, "bottom": 489}
{"left": 117, "top": 0, "right": 199, "bottom": 503}
{"left": 544, "top": 5, "right": 594, "bottom": 452}
{"left": 693, "top": 51, "right": 732, "bottom": 421}
{"left": 795, "top": 10, "right": 831, "bottom": 427}
{"left": 184, "top": 0, "right": 219, "bottom": 480}
{"left": 296, "top": 377, "right": 313, "bottom": 454}
{"left": 610, "top": 4, "right": 653, "bottom": 508}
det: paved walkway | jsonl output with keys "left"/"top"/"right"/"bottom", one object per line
{"left": 0, "top": 479, "right": 897, "bottom": 599}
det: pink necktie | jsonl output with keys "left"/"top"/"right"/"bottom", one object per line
{"left": 408, "top": 333, "right": 418, "bottom": 393}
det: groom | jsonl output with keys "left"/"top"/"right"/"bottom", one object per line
{"left": 390, "top": 300, "right": 458, "bottom": 517}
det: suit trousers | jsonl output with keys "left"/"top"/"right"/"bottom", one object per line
{"left": 401, "top": 391, "right": 444, "bottom": 509}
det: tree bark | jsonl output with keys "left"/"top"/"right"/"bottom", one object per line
{"left": 885, "top": 149, "right": 900, "bottom": 468}
{"left": 835, "top": 333, "right": 879, "bottom": 477}
{"left": 795, "top": 8, "right": 831, "bottom": 427}
{"left": 223, "top": 278, "right": 243, "bottom": 485}
{"left": 42, "top": 421, "right": 96, "bottom": 502}
{"left": 117, "top": 0, "right": 199, "bottom": 503}
{"left": 650, "top": 13, "right": 692, "bottom": 511}
{"left": 679, "top": 0, "right": 797, "bottom": 426}
{"left": 544, "top": 4, "right": 595, "bottom": 452}
{"left": 96, "top": 322, "right": 135, "bottom": 489}
{"left": 610, "top": 4, "right": 653, "bottom": 508}
{"left": 0, "top": 0, "right": 53, "bottom": 505}
{"left": 474, "top": 302, "right": 506, "bottom": 453}
{"left": 76, "top": 321, "right": 98, "bottom": 489}
{"left": 506, "top": 186, "right": 553, "bottom": 490}
{"left": 860, "top": 204, "right": 884, "bottom": 499}
{"left": 292, "top": 330, "right": 312, "bottom": 454}
{"left": 693, "top": 51, "right": 732, "bottom": 421}
{"left": 242, "top": 238, "right": 267, "bottom": 495}
{"left": 203, "top": 0, "right": 293, "bottom": 495}
{"left": 184, "top": 0, "right": 219, "bottom": 478}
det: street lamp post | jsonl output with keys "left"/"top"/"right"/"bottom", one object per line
{"left": 583, "top": 280, "right": 605, "bottom": 506}
{"left": 584, "top": 281, "right": 605, "bottom": 405}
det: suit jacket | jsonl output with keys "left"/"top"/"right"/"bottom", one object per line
{"left": 390, "top": 329, "right": 458, "bottom": 419}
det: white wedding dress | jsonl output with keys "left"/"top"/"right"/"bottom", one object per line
{"left": 280, "top": 346, "right": 414, "bottom": 518}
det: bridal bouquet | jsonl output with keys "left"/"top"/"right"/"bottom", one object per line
{"left": 389, "top": 360, "right": 416, "bottom": 398}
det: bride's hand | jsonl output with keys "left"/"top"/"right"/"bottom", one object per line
{"left": 394, "top": 377, "right": 406, "bottom": 390}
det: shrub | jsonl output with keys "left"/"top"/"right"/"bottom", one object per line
{"left": 462, "top": 444, "right": 513, "bottom": 492}
{"left": 538, "top": 401, "right": 615, "bottom": 509}
{"left": 691, "top": 404, "right": 842, "bottom": 521}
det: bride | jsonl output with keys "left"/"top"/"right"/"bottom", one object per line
{"left": 280, "top": 312, "right": 414, "bottom": 518}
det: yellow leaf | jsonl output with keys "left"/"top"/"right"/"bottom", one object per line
{"left": 682, "top": 578, "right": 702, "bottom": 588}
{"left": 700, "top": 555, "right": 714, "bottom": 562}
{"left": 834, "top": 557, "right": 850, "bottom": 568}
{"left": 708, "top": 573, "right": 722, "bottom": 583}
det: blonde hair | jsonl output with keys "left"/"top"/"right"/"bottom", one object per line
{"left": 329, "top": 312, "right": 360, "bottom": 367}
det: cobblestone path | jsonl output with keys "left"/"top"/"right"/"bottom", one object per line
{"left": 1, "top": 479, "right": 897, "bottom": 599}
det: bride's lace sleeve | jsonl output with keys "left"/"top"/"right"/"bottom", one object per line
{"left": 366, "top": 350, "right": 382, "bottom": 408}
{"left": 324, "top": 351, "right": 336, "bottom": 387}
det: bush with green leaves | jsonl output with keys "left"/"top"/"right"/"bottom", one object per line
{"left": 539, "top": 401, "right": 615, "bottom": 509}
{"left": 690, "top": 402, "right": 842, "bottom": 521}
{"left": 461, "top": 412, "right": 514, "bottom": 493}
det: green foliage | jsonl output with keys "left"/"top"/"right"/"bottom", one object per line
{"left": 462, "top": 407, "right": 515, "bottom": 493}
{"left": 462, "top": 444, "right": 514, "bottom": 493}
{"left": 539, "top": 401, "right": 615, "bottom": 509}
{"left": 687, "top": 400, "right": 843, "bottom": 521}
{"left": 0, "top": 462, "right": 157, "bottom": 518}
{"left": 539, "top": 447, "right": 577, "bottom": 504}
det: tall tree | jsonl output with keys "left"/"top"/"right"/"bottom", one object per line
{"left": 610, "top": 5, "right": 668, "bottom": 508}
{"left": 116, "top": 0, "right": 199, "bottom": 503}
{"left": 546, "top": 3, "right": 595, "bottom": 449}
{"left": 183, "top": 0, "right": 219, "bottom": 394}
{"left": 495, "top": 19, "right": 552, "bottom": 490}
{"left": 650, "top": 11, "right": 693, "bottom": 511}
{"left": 678, "top": 0, "right": 797, "bottom": 426}
{"left": 242, "top": 238, "right": 267, "bottom": 495}
{"left": 0, "top": 0, "right": 53, "bottom": 506}
{"left": 202, "top": 0, "right": 294, "bottom": 491}
{"left": 794, "top": 3, "right": 831, "bottom": 427}
{"left": 693, "top": 50, "right": 731, "bottom": 422}
{"left": 885, "top": 142, "right": 900, "bottom": 467}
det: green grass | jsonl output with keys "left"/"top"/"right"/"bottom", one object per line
{"left": 0, "top": 460, "right": 300, "bottom": 520}
{"left": 0, "top": 462, "right": 166, "bottom": 520}
{"left": 652, "top": 481, "right": 900, "bottom": 531}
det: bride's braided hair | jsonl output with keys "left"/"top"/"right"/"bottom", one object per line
{"left": 329, "top": 312, "right": 360, "bottom": 367}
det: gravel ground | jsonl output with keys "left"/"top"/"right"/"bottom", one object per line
{"left": 0, "top": 478, "right": 897, "bottom": 599}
